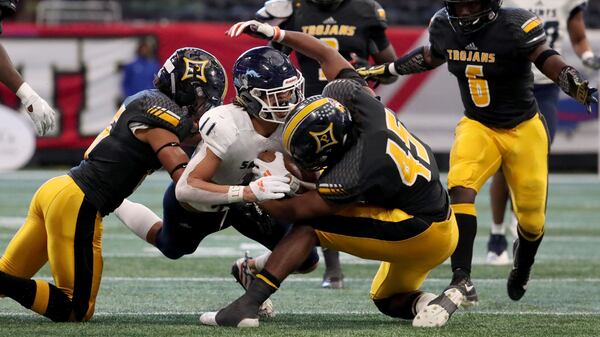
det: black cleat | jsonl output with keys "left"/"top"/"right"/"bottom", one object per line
{"left": 200, "top": 296, "right": 260, "bottom": 328}
{"left": 447, "top": 269, "right": 478, "bottom": 307}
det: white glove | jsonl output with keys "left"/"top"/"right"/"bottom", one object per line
{"left": 252, "top": 152, "right": 302, "bottom": 196}
{"left": 252, "top": 152, "right": 289, "bottom": 177}
{"left": 249, "top": 175, "right": 291, "bottom": 202}
{"left": 226, "top": 20, "right": 285, "bottom": 42}
{"left": 16, "top": 82, "right": 57, "bottom": 136}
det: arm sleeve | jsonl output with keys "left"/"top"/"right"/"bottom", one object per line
{"left": 198, "top": 111, "right": 239, "bottom": 159}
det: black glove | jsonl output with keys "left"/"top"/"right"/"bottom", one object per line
{"left": 558, "top": 66, "right": 598, "bottom": 114}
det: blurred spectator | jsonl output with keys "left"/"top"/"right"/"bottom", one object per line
{"left": 121, "top": 37, "right": 160, "bottom": 98}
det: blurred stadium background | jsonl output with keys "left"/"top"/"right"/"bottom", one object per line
{"left": 0, "top": 1, "right": 599, "bottom": 336}
{"left": 0, "top": 0, "right": 598, "bottom": 170}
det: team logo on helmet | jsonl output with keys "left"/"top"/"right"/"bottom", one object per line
{"left": 181, "top": 58, "right": 209, "bottom": 83}
{"left": 309, "top": 122, "right": 339, "bottom": 154}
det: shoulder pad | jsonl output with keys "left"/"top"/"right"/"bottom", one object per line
{"left": 256, "top": 0, "right": 293, "bottom": 21}
{"left": 323, "top": 79, "right": 363, "bottom": 108}
{"left": 502, "top": 8, "right": 546, "bottom": 51}
{"left": 126, "top": 90, "right": 194, "bottom": 141}
{"left": 197, "top": 105, "right": 240, "bottom": 158}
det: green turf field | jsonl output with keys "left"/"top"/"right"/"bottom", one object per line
{"left": 0, "top": 170, "right": 599, "bottom": 336}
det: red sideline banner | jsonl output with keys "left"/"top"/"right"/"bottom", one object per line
{"left": 0, "top": 23, "right": 423, "bottom": 153}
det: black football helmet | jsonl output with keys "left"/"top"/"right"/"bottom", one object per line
{"left": 308, "top": 0, "right": 345, "bottom": 9}
{"left": 444, "top": 0, "right": 502, "bottom": 34}
{"left": 233, "top": 46, "right": 304, "bottom": 124}
{"left": 0, "top": 0, "right": 18, "bottom": 19}
{"left": 282, "top": 95, "right": 352, "bottom": 171}
{"left": 155, "top": 47, "right": 227, "bottom": 115}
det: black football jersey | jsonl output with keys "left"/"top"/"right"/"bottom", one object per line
{"left": 429, "top": 8, "right": 547, "bottom": 128}
{"left": 69, "top": 89, "right": 190, "bottom": 216}
{"left": 317, "top": 78, "right": 448, "bottom": 220}
{"left": 281, "top": 0, "right": 389, "bottom": 96}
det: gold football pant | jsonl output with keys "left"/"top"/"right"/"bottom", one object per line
{"left": 313, "top": 205, "right": 458, "bottom": 300}
{"left": 447, "top": 114, "right": 548, "bottom": 238}
{"left": 0, "top": 175, "right": 103, "bottom": 321}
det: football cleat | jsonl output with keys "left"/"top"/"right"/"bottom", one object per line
{"left": 486, "top": 234, "right": 511, "bottom": 265}
{"left": 199, "top": 296, "right": 260, "bottom": 328}
{"left": 231, "top": 252, "right": 275, "bottom": 317}
{"left": 321, "top": 272, "right": 344, "bottom": 289}
{"left": 507, "top": 239, "right": 531, "bottom": 301}
{"left": 447, "top": 269, "right": 478, "bottom": 307}
{"left": 412, "top": 287, "right": 463, "bottom": 327}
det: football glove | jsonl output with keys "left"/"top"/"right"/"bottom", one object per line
{"left": 558, "top": 66, "right": 598, "bottom": 114}
{"left": 252, "top": 152, "right": 301, "bottom": 196}
{"left": 226, "top": 20, "right": 285, "bottom": 42}
{"left": 582, "top": 53, "right": 600, "bottom": 70}
{"left": 248, "top": 175, "right": 291, "bottom": 202}
{"left": 356, "top": 63, "right": 396, "bottom": 83}
{"left": 16, "top": 82, "right": 57, "bottom": 136}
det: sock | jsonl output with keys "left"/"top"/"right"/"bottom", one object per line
{"left": 247, "top": 269, "right": 280, "bottom": 306}
{"left": 114, "top": 199, "right": 161, "bottom": 242}
{"left": 515, "top": 230, "right": 544, "bottom": 270}
{"left": 322, "top": 248, "right": 342, "bottom": 275}
{"left": 0, "top": 272, "right": 73, "bottom": 322}
{"left": 491, "top": 222, "right": 506, "bottom": 235}
{"left": 509, "top": 213, "right": 519, "bottom": 238}
{"left": 252, "top": 253, "right": 270, "bottom": 273}
{"left": 450, "top": 206, "right": 478, "bottom": 275}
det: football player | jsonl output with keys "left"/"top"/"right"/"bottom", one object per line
{"left": 485, "top": 0, "right": 600, "bottom": 265}
{"left": 199, "top": 20, "right": 463, "bottom": 328}
{"left": 0, "top": 47, "right": 227, "bottom": 321}
{"left": 114, "top": 46, "right": 319, "bottom": 317}
{"left": 255, "top": 0, "right": 398, "bottom": 289}
{"left": 357, "top": 0, "right": 597, "bottom": 304}
{"left": 0, "top": 0, "right": 56, "bottom": 135}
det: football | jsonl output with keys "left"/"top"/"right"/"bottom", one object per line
{"left": 257, "top": 150, "right": 304, "bottom": 180}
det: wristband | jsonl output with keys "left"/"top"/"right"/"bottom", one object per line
{"left": 228, "top": 185, "right": 244, "bottom": 203}
{"left": 16, "top": 82, "right": 35, "bottom": 100}
{"left": 273, "top": 27, "right": 285, "bottom": 43}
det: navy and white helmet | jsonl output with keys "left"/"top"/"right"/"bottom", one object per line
{"left": 233, "top": 46, "right": 304, "bottom": 124}
{"left": 155, "top": 47, "right": 227, "bottom": 115}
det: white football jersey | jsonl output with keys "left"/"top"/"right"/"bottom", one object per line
{"left": 504, "top": 0, "right": 587, "bottom": 84}
{"left": 180, "top": 104, "right": 283, "bottom": 212}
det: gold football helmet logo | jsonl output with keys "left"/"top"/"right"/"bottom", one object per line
{"left": 309, "top": 122, "right": 338, "bottom": 154}
{"left": 181, "top": 57, "right": 209, "bottom": 82}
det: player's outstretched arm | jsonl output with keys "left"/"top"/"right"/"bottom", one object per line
{"left": 260, "top": 189, "right": 346, "bottom": 224}
{"left": 0, "top": 43, "right": 57, "bottom": 136}
{"left": 355, "top": 46, "right": 444, "bottom": 83}
{"left": 227, "top": 20, "right": 352, "bottom": 81}
{"left": 531, "top": 44, "right": 598, "bottom": 113}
